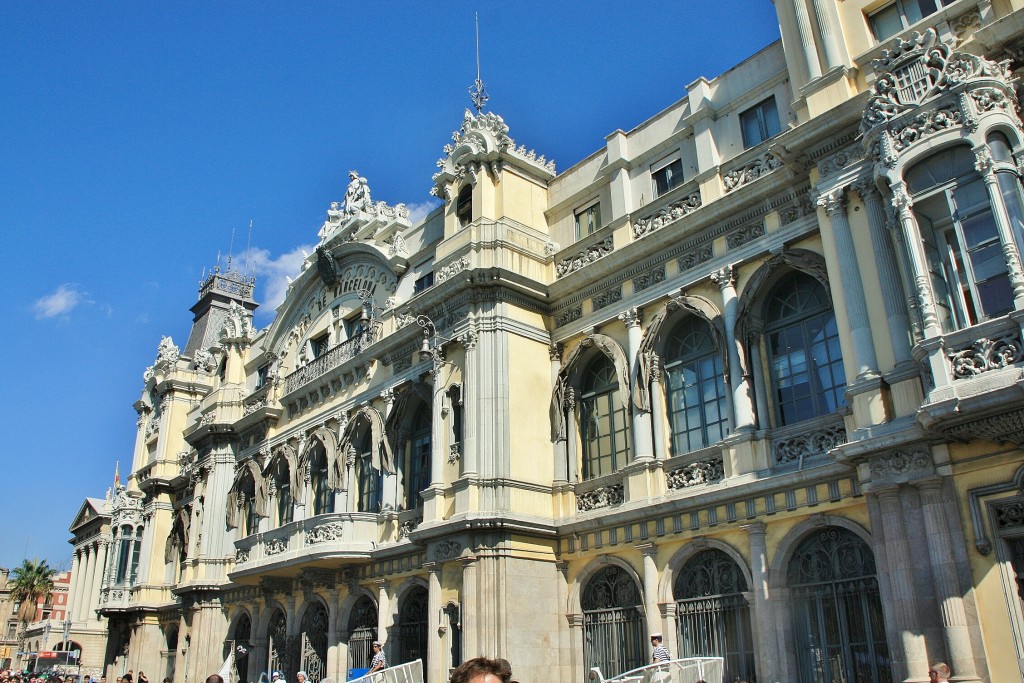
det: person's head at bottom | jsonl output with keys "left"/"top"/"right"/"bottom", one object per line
{"left": 206, "top": 676, "right": 224, "bottom": 683}
{"left": 449, "top": 657, "right": 514, "bottom": 683}
{"left": 928, "top": 663, "right": 951, "bottom": 682}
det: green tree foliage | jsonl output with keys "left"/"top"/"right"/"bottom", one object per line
{"left": 9, "top": 558, "right": 57, "bottom": 624}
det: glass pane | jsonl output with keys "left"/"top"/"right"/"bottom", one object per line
{"left": 870, "top": 5, "right": 903, "bottom": 40}
{"left": 977, "top": 274, "right": 1013, "bottom": 318}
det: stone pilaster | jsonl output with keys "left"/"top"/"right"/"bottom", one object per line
{"left": 744, "top": 522, "right": 778, "bottom": 683}
{"left": 637, "top": 543, "right": 661, "bottom": 638}
{"left": 712, "top": 265, "right": 755, "bottom": 430}
{"left": 620, "top": 307, "right": 654, "bottom": 461}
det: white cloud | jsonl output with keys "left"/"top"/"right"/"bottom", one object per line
{"left": 406, "top": 199, "right": 442, "bottom": 225}
{"left": 33, "top": 284, "right": 91, "bottom": 320}
{"left": 242, "top": 246, "right": 314, "bottom": 319}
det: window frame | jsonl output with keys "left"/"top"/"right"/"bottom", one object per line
{"left": 866, "top": 0, "right": 954, "bottom": 42}
{"left": 579, "top": 354, "right": 631, "bottom": 480}
{"left": 739, "top": 96, "right": 781, "bottom": 149}
{"left": 651, "top": 155, "right": 685, "bottom": 198}
{"left": 662, "top": 317, "right": 729, "bottom": 455}
{"left": 574, "top": 201, "right": 603, "bottom": 240}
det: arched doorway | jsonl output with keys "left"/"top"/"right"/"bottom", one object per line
{"left": 397, "top": 587, "right": 428, "bottom": 668}
{"left": 232, "top": 614, "right": 252, "bottom": 683}
{"left": 266, "top": 609, "right": 290, "bottom": 681}
{"left": 674, "top": 549, "right": 755, "bottom": 682}
{"left": 582, "top": 565, "right": 645, "bottom": 678}
{"left": 300, "top": 602, "right": 328, "bottom": 682}
{"left": 788, "top": 526, "right": 891, "bottom": 683}
{"left": 347, "top": 596, "right": 378, "bottom": 671}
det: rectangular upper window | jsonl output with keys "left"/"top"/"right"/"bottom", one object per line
{"left": 414, "top": 272, "right": 434, "bottom": 294}
{"left": 574, "top": 202, "right": 602, "bottom": 240}
{"left": 867, "top": 0, "right": 954, "bottom": 42}
{"left": 740, "top": 97, "right": 781, "bottom": 149}
{"left": 310, "top": 333, "right": 330, "bottom": 359}
{"left": 255, "top": 364, "right": 270, "bottom": 389}
{"left": 651, "top": 156, "right": 684, "bottom": 198}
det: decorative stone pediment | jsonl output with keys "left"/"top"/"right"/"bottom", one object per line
{"left": 861, "top": 28, "right": 1019, "bottom": 165}
{"left": 431, "top": 110, "right": 556, "bottom": 198}
{"left": 109, "top": 485, "right": 144, "bottom": 526}
{"left": 218, "top": 300, "right": 255, "bottom": 346}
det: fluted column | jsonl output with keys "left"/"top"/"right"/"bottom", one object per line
{"left": 875, "top": 486, "right": 929, "bottom": 680}
{"left": 891, "top": 182, "right": 942, "bottom": 336}
{"left": 712, "top": 265, "right": 756, "bottom": 430}
{"left": 853, "top": 180, "right": 913, "bottom": 365}
{"left": 916, "top": 479, "right": 982, "bottom": 682}
{"left": 462, "top": 331, "right": 479, "bottom": 478}
{"left": 425, "top": 564, "right": 443, "bottom": 683}
{"left": 817, "top": 188, "right": 879, "bottom": 378}
{"left": 974, "top": 147, "right": 1024, "bottom": 307}
{"left": 67, "top": 549, "right": 82, "bottom": 623}
{"left": 620, "top": 307, "right": 654, "bottom": 461}
{"left": 565, "top": 389, "right": 578, "bottom": 482}
{"left": 380, "top": 389, "right": 398, "bottom": 512}
{"left": 637, "top": 544, "right": 660, "bottom": 638}
{"left": 792, "top": 0, "right": 823, "bottom": 79}
{"left": 83, "top": 543, "right": 100, "bottom": 621}
{"left": 744, "top": 522, "right": 777, "bottom": 683}
{"left": 650, "top": 360, "right": 667, "bottom": 459}
{"left": 460, "top": 558, "right": 478, "bottom": 660}
{"left": 810, "top": 0, "right": 843, "bottom": 69}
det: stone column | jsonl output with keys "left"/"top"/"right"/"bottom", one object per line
{"left": 567, "top": 614, "right": 586, "bottom": 683}
{"left": 429, "top": 376, "right": 446, "bottom": 489}
{"left": 84, "top": 543, "right": 101, "bottom": 621}
{"left": 551, "top": 344, "right": 568, "bottom": 483}
{"left": 817, "top": 188, "right": 879, "bottom": 378}
{"left": 890, "top": 182, "right": 942, "bottom": 337}
{"left": 744, "top": 522, "right": 778, "bottom": 683}
{"left": 637, "top": 544, "right": 661, "bottom": 638}
{"left": 792, "top": 0, "right": 823, "bottom": 79}
{"left": 326, "top": 588, "right": 340, "bottom": 682}
{"left": 461, "top": 331, "right": 479, "bottom": 479}
{"left": 425, "top": 564, "right": 443, "bottom": 683}
{"left": 875, "top": 486, "right": 929, "bottom": 680}
{"left": 375, "top": 581, "right": 390, "bottom": 647}
{"left": 649, "top": 360, "right": 667, "bottom": 459}
{"left": 620, "top": 307, "right": 654, "bottom": 461}
{"left": 712, "top": 265, "right": 756, "bottom": 430}
{"left": 565, "top": 389, "right": 578, "bottom": 483}
{"left": 974, "top": 147, "right": 1024, "bottom": 308}
{"left": 68, "top": 549, "right": 83, "bottom": 623}
{"left": 380, "top": 389, "right": 398, "bottom": 513}
{"left": 460, "top": 558, "right": 478, "bottom": 661}
{"left": 748, "top": 337, "right": 770, "bottom": 430}
{"left": 810, "top": 0, "right": 843, "bottom": 69}
{"left": 916, "top": 478, "right": 983, "bottom": 682}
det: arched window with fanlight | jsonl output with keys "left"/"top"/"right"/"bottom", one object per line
{"left": 581, "top": 354, "right": 631, "bottom": 479}
{"left": 403, "top": 408, "right": 431, "bottom": 510}
{"left": 347, "top": 595, "right": 378, "bottom": 671}
{"left": 398, "top": 586, "right": 429, "bottom": 670}
{"left": 355, "top": 430, "right": 381, "bottom": 513}
{"left": 764, "top": 272, "right": 846, "bottom": 426}
{"left": 788, "top": 527, "right": 891, "bottom": 683}
{"left": 663, "top": 316, "right": 728, "bottom": 454}
{"left": 581, "top": 566, "right": 646, "bottom": 678}
{"left": 309, "top": 440, "right": 333, "bottom": 516}
{"left": 674, "top": 549, "right": 755, "bottom": 682}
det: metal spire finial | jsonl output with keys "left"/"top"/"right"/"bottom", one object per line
{"left": 469, "top": 12, "right": 489, "bottom": 114}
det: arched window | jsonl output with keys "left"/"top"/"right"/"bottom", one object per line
{"left": 581, "top": 354, "right": 630, "bottom": 479}
{"left": 129, "top": 525, "right": 144, "bottom": 584}
{"left": 663, "top": 317, "right": 728, "bottom": 454}
{"left": 398, "top": 587, "right": 429, "bottom": 670}
{"left": 788, "top": 527, "right": 891, "bottom": 683}
{"left": 674, "top": 549, "right": 755, "bottom": 682}
{"left": 764, "top": 272, "right": 846, "bottom": 426}
{"left": 354, "top": 429, "right": 382, "bottom": 513}
{"left": 267, "top": 609, "right": 289, "bottom": 681}
{"left": 403, "top": 408, "right": 431, "bottom": 510}
{"left": 906, "top": 145, "right": 1012, "bottom": 329}
{"left": 581, "top": 566, "right": 645, "bottom": 678}
{"left": 347, "top": 596, "right": 378, "bottom": 671}
{"left": 164, "top": 627, "right": 179, "bottom": 682}
{"left": 241, "top": 472, "right": 260, "bottom": 537}
{"left": 115, "top": 524, "right": 133, "bottom": 585}
{"left": 300, "top": 601, "right": 329, "bottom": 683}
{"left": 310, "top": 441, "right": 333, "bottom": 516}
{"left": 230, "top": 616, "right": 251, "bottom": 683}
{"left": 456, "top": 185, "right": 473, "bottom": 228}
{"left": 274, "top": 461, "right": 293, "bottom": 526}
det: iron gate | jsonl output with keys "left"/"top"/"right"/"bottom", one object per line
{"left": 300, "top": 603, "right": 328, "bottom": 682}
{"left": 582, "top": 566, "right": 646, "bottom": 678}
{"left": 347, "top": 596, "right": 378, "bottom": 670}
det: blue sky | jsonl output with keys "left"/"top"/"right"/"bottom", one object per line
{"left": 0, "top": 2, "right": 781, "bottom": 570}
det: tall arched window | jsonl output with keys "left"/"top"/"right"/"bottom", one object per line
{"left": 907, "top": 145, "right": 1011, "bottom": 329}
{"left": 404, "top": 408, "right": 431, "bottom": 510}
{"left": 129, "top": 525, "right": 144, "bottom": 584}
{"left": 232, "top": 615, "right": 251, "bottom": 683}
{"left": 674, "top": 549, "right": 755, "bottom": 682}
{"left": 274, "top": 462, "right": 293, "bottom": 526}
{"left": 788, "top": 527, "right": 891, "bottom": 683}
{"left": 456, "top": 185, "right": 473, "bottom": 228}
{"left": 347, "top": 596, "right": 378, "bottom": 671}
{"left": 764, "top": 272, "right": 846, "bottom": 426}
{"left": 664, "top": 317, "right": 728, "bottom": 454}
{"left": 115, "top": 524, "right": 133, "bottom": 585}
{"left": 356, "top": 431, "right": 381, "bottom": 513}
{"left": 581, "top": 354, "right": 630, "bottom": 479}
{"left": 581, "top": 566, "right": 646, "bottom": 678}
{"left": 241, "top": 471, "right": 260, "bottom": 537}
{"left": 310, "top": 441, "right": 333, "bottom": 516}
{"left": 398, "top": 587, "right": 429, "bottom": 670}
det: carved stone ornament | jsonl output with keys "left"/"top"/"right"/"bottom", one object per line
{"left": 593, "top": 287, "right": 623, "bottom": 311}
{"left": 679, "top": 246, "right": 714, "bottom": 272}
{"left": 316, "top": 245, "right": 338, "bottom": 286}
{"left": 941, "top": 408, "right": 1024, "bottom": 446}
{"left": 235, "top": 547, "right": 250, "bottom": 564}
{"left": 265, "top": 537, "right": 288, "bottom": 555}
{"left": 155, "top": 336, "right": 180, "bottom": 366}
{"left": 947, "top": 333, "right": 1024, "bottom": 379}
{"left": 555, "top": 305, "right": 583, "bottom": 328}
{"left": 260, "top": 576, "right": 293, "bottom": 596}
{"left": 576, "top": 484, "right": 624, "bottom": 512}
{"left": 109, "top": 486, "right": 144, "bottom": 526}
{"left": 219, "top": 300, "right": 255, "bottom": 345}
{"left": 726, "top": 221, "right": 766, "bottom": 250}
{"left": 448, "top": 443, "right": 461, "bottom": 464}
{"left": 305, "top": 523, "right": 344, "bottom": 545}
{"left": 556, "top": 238, "right": 614, "bottom": 278}
{"left": 399, "top": 518, "right": 419, "bottom": 539}
{"left": 193, "top": 349, "right": 215, "bottom": 373}
{"left": 775, "top": 425, "right": 847, "bottom": 465}
{"left": 436, "top": 255, "right": 471, "bottom": 284}
{"left": 433, "top": 540, "right": 462, "bottom": 561}
{"left": 995, "top": 501, "right": 1024, "bottom": 530}
{"left": 666, "top": 459, "right": 725, "bottom": 490}
{"left": 723, "top": 153, "right": 782, "bottom": 193}
{"left": 633, "top": 191, "right": 702, "bottom": 238}
{"left": 633, "top": 266, "right": 666, "bottom": 293}
{"left": 869, "top": 449, "right": 932, "bottom": 478}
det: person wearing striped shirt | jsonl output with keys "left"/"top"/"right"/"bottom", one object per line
{"left": 650, "top": 633, "right": 671, "bottom": 663}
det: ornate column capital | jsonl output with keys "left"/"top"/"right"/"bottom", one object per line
{"left": 741, "top": 521, "right": 767, "bottom": 537}
{"left": 711, "top": 265, "right": 735, "bottom": 289}
{"left": 548, "top": 342, "right": 563, "bottom": 362}
{"left": 889, "top": 181, "right": 913, "bottom": 217}
{"left": 850, "top": 177, "right": 878, "bottom": 202}
{"left": 618, "top": 307, "right": 642, "bottom": 328}
{"left": 458, "top": 329, "right": 478, "bottom": 351}
{"left": 974, "top": 146, "right": 995, "bottom": 178}
{"left": 380, "top": 387, "right": 396, "bottom": 406}
{"left": 815, "top": 187, "right": 847, "bottom": 216}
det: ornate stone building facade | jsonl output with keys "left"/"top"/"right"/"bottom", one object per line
{"left": 95, "top": 2, "right": 1024, "bottom": 682}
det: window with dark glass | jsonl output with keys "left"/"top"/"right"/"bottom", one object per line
{"left": 277, "top": 469, "right": 293, "bottom": 525}
{"left": 580, "top": 354, "right": 630, "bottom": 479}
{"left": 356, "top": 432, "right": 381, "bottom": 513}
{"left": 404, "top": 409, "right": 431, "bottom": 510}
{"left": 907, "top": 145, "right": 1013, "bottom": 330}
{"left": 414, "top": 272, "right": 434, "bottom": 294}
{"left": 129, "top": 525, "right": 144, "bottom": 584}
{"left": 652, "top": 157, "right": 684, "bottom": 197}
{"left": 575, "top": 202, "right": 602, "bottom": 239}
{"left": 311, "top": 442, "right": 333, "bottom": 516}
{"left": 764, "top": 272, "right": 846, "bottom": 426}
{"left": 115, "top": 524, "right": 132, "bottom": 585}
{"left": 739, "top": 97, "right": 781, "bottom": 149}
{"left": 989, "top": 132, "right": 1024, "bottom": 266}
{"left": 256, "top": 364, "right": 270, "bottom": 389}
{"left": 663, "top": 317, "right": 728, "bottom": 454}
{"left": 245, "top": 491, "right": 259, "bottom": 536}
{"left": 868, "top": 0, "right": 954, "bottom": 41}
{"left": 456, "top": 185, "right": 473, "bottom": 228}
{"left": 310, "top": 333, "right": 330, "bottom": 360}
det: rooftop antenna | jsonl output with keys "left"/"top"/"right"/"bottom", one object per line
{"left": 227, "top": 223, "right": 237, "bottom": 271}
{"left": 469, "top": 12, "right": 489, "bottom": 114}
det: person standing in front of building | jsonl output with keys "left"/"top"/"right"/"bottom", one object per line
{"left": 368, "top": 641, "right": 386, "bottom": 674}
{"left": 650, "top": 633, "right": 671, "bottom": 664}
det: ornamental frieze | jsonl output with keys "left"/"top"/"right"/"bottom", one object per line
{"left": 576, "top": 484, "right": 624, "bottom": 512}
{"left": 265, "top": 537, "right": 287, "bottom": 555}
{"left": 592, "top": 286, "right": 622, "bottom": 311}
{"left": 869, "top": 450, "right": 932, "bottom": 480}
{"left": 667, "top": 459, "right": 724, "bottom": 490}
{"left": 435, "top": 255, "right": 471, "bottom": 284}
{"left": 723, "top": 153, "right": 782, "bottom": 193}
{"left": 433, "top": 540, "right": 462, "bottom": 561}
{"left": 556, "top": 238, "right": 614, "bottom": 278}
{"left": 678, "top": 246, "right": 713, "bottom": 271}
{"left": 632, "top": 191, "right": 702, "bottom": 238}
{"left": 726, "top": 221, "right": 766, "bottom": 250}
{"left": 995, "top": 501, "right": 1024, "bottom": 530}
{"left": 947, "top": 332, "right": 1024, "bottom": 379}
{"left": 554, "top": 305, "right": 583, "bottom": 328}
{"left": 633, "top": 266, "right": 666, "bottom": 293}
{"left": 775, "top": 425, "right": 847, "bottom": 465}
{"left": 305, "top": 522, "right": 344, "bottom": 545}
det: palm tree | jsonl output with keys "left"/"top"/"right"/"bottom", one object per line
{"left": 10, "top": 558, "right": 56, "bottom": 624}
